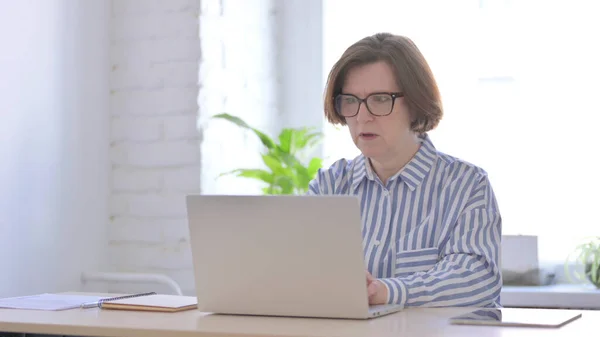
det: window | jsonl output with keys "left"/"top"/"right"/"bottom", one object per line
{"left": 322, "top": 0, "right": 600, "bottom": 263}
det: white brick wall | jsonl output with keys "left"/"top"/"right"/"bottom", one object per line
{"left": 109, "top": 0, "right": 201, "bottom": 295}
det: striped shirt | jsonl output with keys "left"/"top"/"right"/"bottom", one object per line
{"left": 308, "top": 134, "right": 502, "bottom": 308}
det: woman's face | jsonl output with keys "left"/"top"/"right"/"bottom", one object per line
{"left": 341, "top": 61, "right": 414, "bottom": 162}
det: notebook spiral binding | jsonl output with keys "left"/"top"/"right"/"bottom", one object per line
{"left": 97, "top": 292, "right": 157, "bottom": 307}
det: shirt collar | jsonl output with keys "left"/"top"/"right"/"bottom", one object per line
{"left": 351, "top": 133, "right": 438, "bottom": 192}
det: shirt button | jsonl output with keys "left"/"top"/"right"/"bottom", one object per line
{"left": 374, "top": 240, "right": 381, "bottom": 246}
{"left": 383, "top": 190, "right": 389, "bottom": 196}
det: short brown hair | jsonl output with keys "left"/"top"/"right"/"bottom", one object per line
{"left": 323, "top": 33, "right": 443, "bottom": 134}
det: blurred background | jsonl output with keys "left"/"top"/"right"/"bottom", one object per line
{"left": 1, "top": 0, "right": 599, "bottom": 307}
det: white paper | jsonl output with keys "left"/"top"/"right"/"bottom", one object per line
{"left": 0, "top": 293, "right": 105, "bottom": 311}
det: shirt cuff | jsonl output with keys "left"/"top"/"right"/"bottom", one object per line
{"left": 380, "top": 278, "right": 408, "bottom": 307}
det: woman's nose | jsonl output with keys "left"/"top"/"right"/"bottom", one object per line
{"left": 356, "top": 103, "right": 374, "bottom": 123}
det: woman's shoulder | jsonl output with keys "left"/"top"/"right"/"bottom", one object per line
{"left": 433, "top": 150, "right": 500, "bottom": 211}
{"left": 308, "top": 155, "right": 364, "bottom": 194}
{"left": 323, "top": 155, "right": 364, "bottom": 174}
{"left": 435, "top": 150, "right": 490, "bottom": 183}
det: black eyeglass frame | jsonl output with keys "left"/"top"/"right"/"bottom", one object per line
{"left": 334, "top": 91, "right": 405, "bottom": 117}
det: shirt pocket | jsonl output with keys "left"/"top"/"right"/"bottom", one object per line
{"left": 394, "top": 247, "right": 440, "bottom": 278}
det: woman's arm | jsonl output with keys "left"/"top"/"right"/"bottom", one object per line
{"left": 379, "top": 176, "right": 502, "bottom": 308}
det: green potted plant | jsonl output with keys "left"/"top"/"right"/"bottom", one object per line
{"left": 212, "top": 113, "right": 324, "bottom": 195}
{"left": 565, "top": 236, "right": 600, "bottom": 288}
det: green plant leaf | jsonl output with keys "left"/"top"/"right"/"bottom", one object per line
{"left": 294, "top": 165, "right": 312, "bottom": 190}
{"left": 213, "top": 113, "right": 325, "bottom": 195}
{"left": 278, "top": 128, "right": 293, "bottom": 154}
{"left": 262, "top": 153, "right": 284, "bottom": 174}
{"left": 274, "top": 175, "right": 295, "bottom": 194}
{"left": 307, "top": 157, "right": 323, "bottom": 177}
{"left": 213, "top": 113, "right": 276, "bottom": 149}
{"left": 292, "top": 128, "right": 323, "bottom": 151}
{"left": 591, "top": 251, "right": 599, "bottom": 283}
{"left": 220, "top": 169, "right": 274, "bottom": 185}
{"left": 271, "top": 147, "right": 300, "bottom": 168}
{"left": 565, "top": 236, "right": 600, "bottom": 286}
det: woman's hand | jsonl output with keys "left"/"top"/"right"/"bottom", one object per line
{"left": 366, "top": 271, "right": 388, "bottom": 305}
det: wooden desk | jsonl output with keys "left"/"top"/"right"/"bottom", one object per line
{"left": 0, "top": 294, "right": 597, "bottom": 337}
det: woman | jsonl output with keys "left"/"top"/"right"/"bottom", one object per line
{"left": 308, "top": 33, "right": 502, "bottom": 308}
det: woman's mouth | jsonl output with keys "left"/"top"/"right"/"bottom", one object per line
{"left": 359, "top": 133, "right": 378, "bottom": 140}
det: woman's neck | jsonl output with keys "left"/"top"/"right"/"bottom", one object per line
{"left": 369, "top": 136, "right": 422, "bottom": 185}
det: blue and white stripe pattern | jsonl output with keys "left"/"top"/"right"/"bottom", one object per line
{"left": 308, "top": 134, "right": 502, "bottom": 308}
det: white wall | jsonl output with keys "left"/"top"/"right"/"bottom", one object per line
{"left": 108, "top": 0, "right": 201, "bottom": 295}
{"left": 276, "top": 0, "right": 324, "bottom": 159}
{"left": 199, "top": 0, "right": 280, "bottom": 196}
{"left": 276, "top": 0, "right": 323, "bottom": 131}
{"left": 0, "top": 0, "right": 110, "bottom": 297}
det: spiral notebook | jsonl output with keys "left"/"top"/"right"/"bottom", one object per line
{"left": 96, "top": 293, "right": 198, "bottom": 313}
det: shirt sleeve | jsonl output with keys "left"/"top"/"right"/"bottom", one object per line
{"left": 307, "top": 158, "right": 348, "bottom": 195}
{"left": 307, "top": 174, "right": 322, "bottom": 195}
{"left": 379, "top": 174, "right": 503, "bottom": 308}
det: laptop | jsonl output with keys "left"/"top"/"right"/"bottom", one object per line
{"left": 185, "top": 195, "right": 403, "bottom": 319}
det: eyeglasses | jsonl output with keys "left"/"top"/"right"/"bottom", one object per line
{"left": 334, "top": 92, "right": 404, "bottom": 117}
